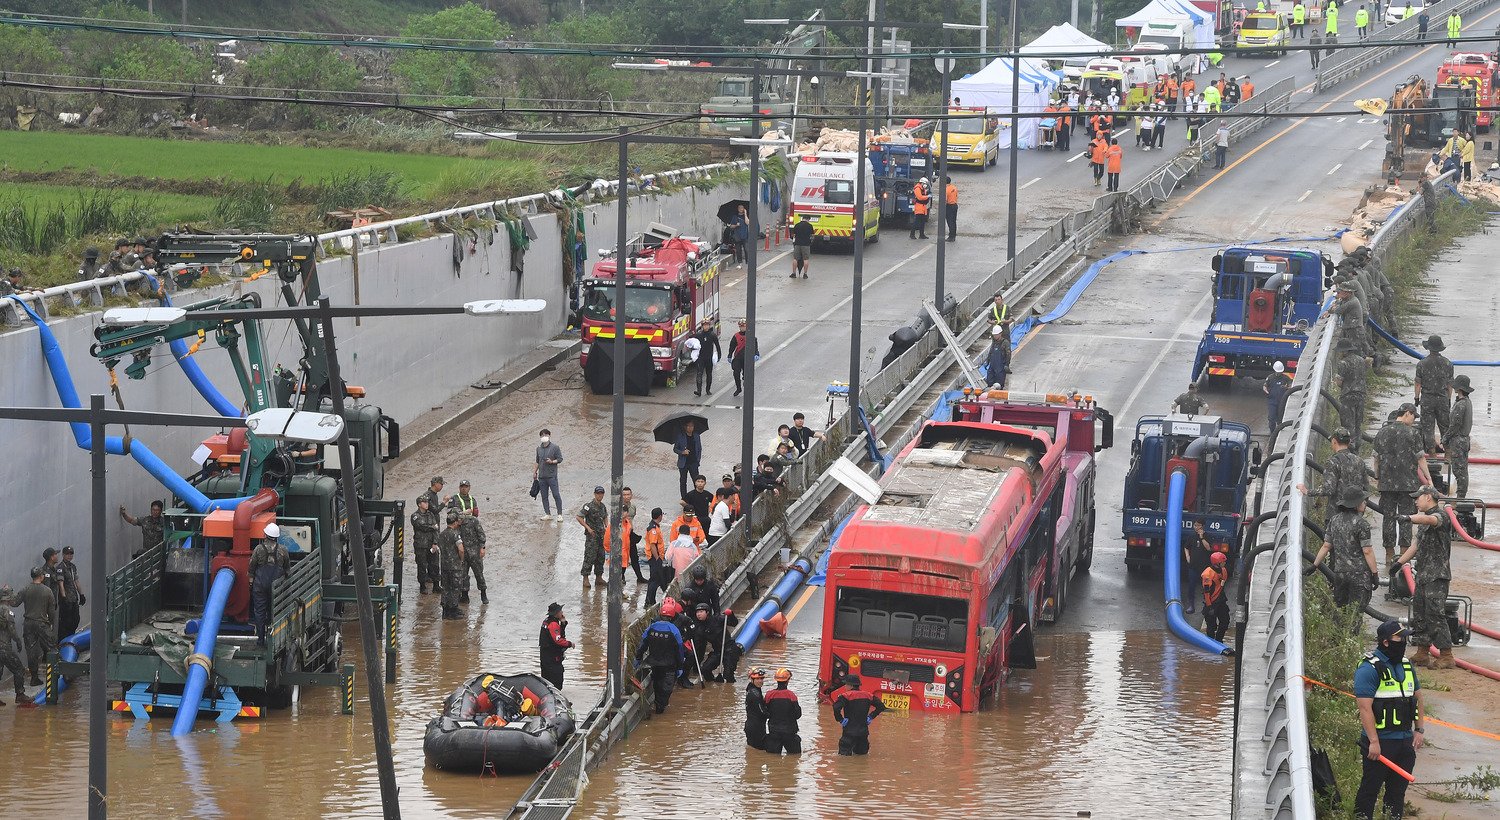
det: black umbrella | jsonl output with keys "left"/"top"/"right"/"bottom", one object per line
{"left": 653, "top": 412, "right": 709, "bottom": 444}
{"left": 716, "top": 199, "right": 751, "bottom": 225}
{"left": 583, "top": 338, "right": 654, "bottom": 396}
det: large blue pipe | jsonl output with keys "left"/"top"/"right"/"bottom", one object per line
{"left": 171, "top": 567, "right": 236, "bottom": 736}
{"left": 157, "top": 289, "right": 243, "bottom": 419}
{"left": 34, "top": 629, "right": 91, "bottom": 704}
{"left": 1164, "top": 469, "right": 1233, "bottom": 656}
{"left": 10, "top": 297, "right": 250, "bottom": 514}
{"left": 734, "top": 555, "right": 814, "bottom": 655}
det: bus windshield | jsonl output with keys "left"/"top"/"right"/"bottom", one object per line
{"left": 580, "top": 284, "right": 672, "bottom": 324}
{"left": 832, "top": 586, "right": 969, "bottom": 652}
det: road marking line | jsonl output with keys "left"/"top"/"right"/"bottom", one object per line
{"left": 1267, "top": 60, "right": 1281, "bottom": 68}
{"left": 783, "top": 585, "right": 817, "bottom": 624}
{"left": 722, "top": 249, "right": 791, "bottom": 289}
{"left": 1112, "top": 290, "right": 1215, "bottom": 428}
{"left": 1021, "top": 177, "right": 1042, "bottom": 189}
{"left": 1067, "top": 151, "right": 1088, "bottom": 163}
{"left": 1162, "top": 15, "right": 1499, "bottom": 216}
{"left": 1298, "top": 189, "right": 1313, "bottom": 202}
{"left": 1359, "top": 138, "right": 1373, "bottom": 150}
{"left": 703, "top": 243, "right": 935, "bottom": 404}
{"left": 1327, "top": 163, "right": 1343, "bottom": 175}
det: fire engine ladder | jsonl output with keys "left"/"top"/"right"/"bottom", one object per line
{"left": 922, "top": 300, "right": 987, "bottom": 388}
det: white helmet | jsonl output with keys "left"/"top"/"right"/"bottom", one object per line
{"left": 919, "top": 177, "right": 929, "bottom": 185}
{"left": 1272, "top": 361, "right": 1285, "bottom": 373}
{"left": 263, "top": 523, "right": 280, "bottom": 540}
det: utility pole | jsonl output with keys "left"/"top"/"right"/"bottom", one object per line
{"left": 738, "top": 70, "right": 762, "bottom": 542}
{"left": 1006, "top": 0, "right": 1020, "bottom": 261}
{"left": 607, "top": 125, "right": 628, "bottom": 706}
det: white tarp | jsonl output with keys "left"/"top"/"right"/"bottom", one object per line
{"left": 949, "top": 56, "right": 1061, "bottom": 149}
{"left": 1115, "top": 0, "right": 1216, "bottom": 71}
{"left": 1019, "top": 23, "right": 1110, "bottom": 57}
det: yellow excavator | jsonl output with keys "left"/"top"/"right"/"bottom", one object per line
{"left": 1362, "top": 75, "right": 1435, "bottom": 184}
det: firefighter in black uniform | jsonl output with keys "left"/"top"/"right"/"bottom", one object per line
{"left": 744, "top": 667, "right": 768, "bottom": 748}
{"left": 634, "top": 598, "right": 687, "bottom": 714}
{"left": 763, "top": 667, "right": 802, "bottom": 755}
{"left": 700, "top": 606, "right": 742, "bottom": 683}
{"left": 832, "top": 673, "right": 887, "bottom": 755}
{"left": 539, "top": 602, "right": 573, "bottom": 689}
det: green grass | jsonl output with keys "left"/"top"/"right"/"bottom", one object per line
{"left": 0, "top": 131, "right": 517, "bottom": 200}
{"left": 0, "top": 182, "right": 215, "bottom": 223}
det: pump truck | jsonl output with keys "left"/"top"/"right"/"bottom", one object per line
{"left": 70, "top": 233, "right": 404, "bottom": 721}
{"left": 1191, "top": 246, "right": 1327, "bottom": 390}
{"left": 1122, "top": 414, "right": 1256, "bottom": 571}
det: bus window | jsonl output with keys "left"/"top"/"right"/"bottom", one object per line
{"left": 825, "top": 178, "right": 855, "bottom": 205}
{"left": 834, "top": 587, "right": 967, "bottom": 651}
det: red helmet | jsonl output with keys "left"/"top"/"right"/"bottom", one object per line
{"left": 1210, "top": 552, "right": 1228, "bottom": 566}
{"left": 474, "top": 692, "right": 492, "bottom": 713}
{"left": 659, "top": 597, "right": 683, "bottom": 618}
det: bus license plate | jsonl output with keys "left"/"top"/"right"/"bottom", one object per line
{"left": 879, "top": 693, "right": 910, "bottom": 711}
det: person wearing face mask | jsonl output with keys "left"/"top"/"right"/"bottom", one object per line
{"left": 534, "top": 428, "right": 564, "bottom": 522}
{"left": 1353, "top": 620, "right": 1424, "bottom": 820}
{"left": 539, "top": 603, "right": 573, "bottom": 689}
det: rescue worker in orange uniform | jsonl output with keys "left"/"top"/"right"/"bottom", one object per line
{"left": 669, "top": 508, "right": 707, "bottom": 547}
{"left": 1202, "top": 551, "right": 1230, "bottom": 642}
{"left": 602, "top": 515, "right": 633, "bottom": 588}
{"left": 832, "top": 674, "right": 887, "bottom": 756}
{"left": 1089, "top": 135, "right": 1108, "bottom": 187}
{"left": 1241, "top": 77, "right": 1254, "bottom": 100}
{"left": 909, "top": 177, "right": 930, "bottom": 239}
{"left": 943, "top": 177, "right": 958, "bottom": 242}
{"left": 1056, "top": 103, "right": 1072, "bottom": 151}
{"left": 642, "top": 507, "right": 669, "bottom": 606}
{"left": 1182, "top": 76, "right": 1197, "bottom": 102}
{"left": 1105, "top": 140, "right": 1124, "bottom": 192}
{"left": 1165, "top": 75, "right": 1180, "bottom": 111}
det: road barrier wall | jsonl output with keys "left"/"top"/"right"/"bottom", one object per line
{"left": 1232, "top": 173, "right": 1456, "bottom": 818}
{"left": 0, "top": 164, "right": 744, "bottom": 603}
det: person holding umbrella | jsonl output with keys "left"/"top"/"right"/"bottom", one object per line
{"left": 654, "top": 414, "right": 707, "bottom": 498}
{"left": 729, "top": 203, "right": 750, "bottom": 267}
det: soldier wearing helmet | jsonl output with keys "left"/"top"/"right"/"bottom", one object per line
{"left": 635, "top": 599, "right": 687, "bottom": 714}
{"left": 744, "top": 667, "right": 769, "bottom": 748}
{"left": 763, "top": 667, "right": 802, "bottom": 755}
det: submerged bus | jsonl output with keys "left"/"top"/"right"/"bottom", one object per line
{"left": 819, "top": 391, "right": 1110, "bottom": 712}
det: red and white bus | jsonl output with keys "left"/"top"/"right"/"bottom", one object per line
{"left": 819, "top": 391, "right": 1111, "bottom": 712}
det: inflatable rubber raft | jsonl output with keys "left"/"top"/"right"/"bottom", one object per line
{"left": 422, "top": 672, "right": 576, "bottom": 774}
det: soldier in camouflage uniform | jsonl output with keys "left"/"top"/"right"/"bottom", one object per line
{"left": 16, "top": 567, "right": 56, "bottom": 686}
{"left": 119, "top": 500, "right": 166, "bottom": 558}
{"left": 1334, "top": 339, "right": 1370, "bottom": 450}
{"left": 1331, "top": 281, "right": 1369, "bottom": 357}
{"left": 1393, "top": 485, "right": 1455, "bottom": 668}
{"left": 576, "top": 486, "right": 609, "bottom": 587}
{"left": 458, "top": 513, "right": 488, "bottom": 604}
{"left": 1307, "top": 488, "right": 1379, "bottom": 632}
{"left": 410, "top": 496, "right": 441, "bottom": 595}
{"left": 1444, "top": 375, "right": 1474, "bottom": 498}
{"left": 1333, "top": 271, "right": 1375, "bottom": 353}
{"left": 1299, "top": 427, "right": 1366, "bottom": 508}
{"left": 1372, "top": 404, "right": 1428, "bottom": 570}
{"left": 0, "top": 586, "right": 34, "bottom": 707}
{"left": 437, "top": 511, "right": 466, "bottom": 620}
{"left": 1171, "top": 383, "right": 1209, "bottom": 415}
{"left": 1413, "top": 335, "right": 1453, "bottom": 452}
{"left": 418, "top": 476, "right": 449, "bottom": 513}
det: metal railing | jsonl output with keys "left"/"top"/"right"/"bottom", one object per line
{"left": 1315, "top": 0, "right": 1496, "bottom": 91}
{"left": 1238, "top": 171, "right": 1456, "bottom": 817}
{"left": 1, "top": 162, "right": 745, "bottom": 327}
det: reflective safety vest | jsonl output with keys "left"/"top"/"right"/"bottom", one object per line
{"left": 946, "top": 184, "right": 958, "bottom": 205}
{"left": 1363, "top": 653, "right": 1418, "bottom": 732}
{"left": 912, "top": 184, "right": 930, "bottom": 215}
{"left": 1293, "top": 4, "right": 1306, "bottom": 24}
{"left": 990, "top": 302, "right": 1010, "bottom": 325}
{"left": 1201, "top": 566, "right": 1225, "bottom": 606}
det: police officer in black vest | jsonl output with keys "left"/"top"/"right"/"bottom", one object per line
{"left": 1353, "top": 620, "right": 1425, "bottom": 820}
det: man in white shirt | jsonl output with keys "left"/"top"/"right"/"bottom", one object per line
{"left": 708, "top": 489, "right": 733, "bottom": 545}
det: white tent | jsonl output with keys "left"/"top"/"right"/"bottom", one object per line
{"left": 1019, "top": 22, "right": 1110, "bottom": 58}
{"left": 1115, "top": 0, "right": 1216, "bottom": 67}
{"left": 949, "top": 57, "right": 1061, "bottom": 149}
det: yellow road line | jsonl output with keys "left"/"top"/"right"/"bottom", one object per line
{"left": 782, "top": 584, "right": 816, "bottom": 625}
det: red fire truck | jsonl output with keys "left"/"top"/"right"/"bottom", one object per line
{"left": 819, "top": 390, "right": 1112, "bottom": 712}
{"left": 1436, "top": 52, "right": 1499, "bottom": 130}
{"left": 577, "top": 223, "right": 724, "bottom": 387}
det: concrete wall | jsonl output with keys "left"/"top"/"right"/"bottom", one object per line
{"left": 0, "top": 176, "right": 743, "bottom": 602}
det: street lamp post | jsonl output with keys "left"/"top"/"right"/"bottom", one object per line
{"left": 934, "top": 49, "right": 955, "bottom": 310}
{"left": 844, "top": 68, "right": 901, "bottom": 417}
{"left": 1007, "top": 0, "right": 1021, "bottom": 260}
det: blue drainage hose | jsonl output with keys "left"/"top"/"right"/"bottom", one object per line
{"left": 7, "top": 295, "right": 250, "bottom": 514}
{"left": 33, "top": 629, "right": 91, "bottom": 704}
{"left": 1368, "top": 318, "right": 1500, "bottom": 367}
{"left": 155, "top": 285, "right": 242, "bottom": 419}
{"left": 734, "top": 555, "right": 815, "bottom": 656}
{"left": 170, "top": 567, "right": 235, "bottom": 736}
{"left": 1164, "top": 470, "right": 1233, "bottom": 656}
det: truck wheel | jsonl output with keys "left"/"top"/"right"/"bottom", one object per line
{"left": 1204, "top": 373, "right": 1233, "bottom": 392}
{"left": 1076, "top": 510, "right": 1096, "bottom": 573}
